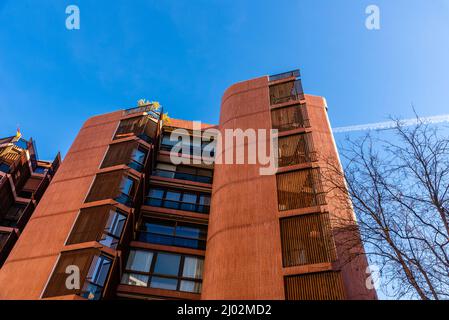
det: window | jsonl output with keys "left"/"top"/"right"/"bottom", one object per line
{"left": 67, "top": 206, "right": 126, "bottom": 249}
{"left": 145, "top": 187, "right": 211, "bottom": 214}
{"left": 0, "top": 162, "right": 11, "bottom": 173}
{"left": 114, "top": 117, "right": 154, "bottom": 143}
{"left": 0, "top": 203, "right": 26, "bottom": 228}
{"left": 277, "top": 169, "right": 326, "bottom": 211}
{"left": 116, "top": 176, "right": 137, "bottom": 206}
{"left": 153, "top": 163, "right": 213, "bottom": 184}
{"left": 271, "top": 104, "right": 310, "bottom": 132}
{"left": 81, "top": 255, "right": 113, "bottom": 300}
{"left": 129, "top": 146, "right": 148, "bottom": 172}
{"left": 278, "top": 133, "right": 316, "bottom": 167}
{"left": 160, "top": 133, "right": 215, "bottom": 158}
{"left": 138, "top": 217, "right": 207, "bottom": 250}
{"left": 121, "top": 250, "right": 204, "bottom": 293}
{"left": 269, "top": 79, "right": 304, "bottom": 105}
{"left": 280, "top": 213, "right": 336, "bottom": 267}
{"left": 99, "top": 210, "right": 127, "bottom": 249}
{"left": 284, "top": 272, "right": 346, "bottom": 300}
{"left": 34, "top": 166, "right": 47, "bottom": 174}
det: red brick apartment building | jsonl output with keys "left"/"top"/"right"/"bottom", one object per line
{"left": 0, "top": 70, "right": 377, "bottom": 300}
{"left": 0, "top": 135, "right": 60, "bottom": 268}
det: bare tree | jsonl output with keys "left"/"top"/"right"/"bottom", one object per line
{"left": 322, "top": 116, "right": 449, "bottom": 300}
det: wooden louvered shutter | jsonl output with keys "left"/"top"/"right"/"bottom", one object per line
{"left": 43, "top": 248, "right": 99, "bottom": 298}
{"left": 85, "top": 171, "right": 124, "bottom": 203}
{"left": 278, "top": 133, "right": 316, "bottom": 167}
{"left": 280, "top": 213, "right": 336, "bottom": 267}
{"left": 101, "top": 141, "right": 137, "bottom": 169}
{"left": 114, "top": 117, "right": 147, "bottom": 140}
{"left": 285, "top": 272, "right": 346, "bottom": 300}
{"left": 276, "top": 168, "right": 326, "bottom": 211}
{"left": 66, "top": 206, "right": 111, "bottom": 245}
{"left": 271, "top": 104, "right": 310, "bottom": 132}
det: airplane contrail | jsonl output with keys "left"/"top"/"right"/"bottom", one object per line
{"left": 333, "top": 114, "right": 449, "bottom": 134}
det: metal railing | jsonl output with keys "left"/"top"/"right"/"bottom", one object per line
{"left": 124, "top": 104, "right": 163, "bottom": 121}
{"left": 153, "top": 169, "right": 213, "bottom": 184}
{"left": 269, "top": 69, "right": 300, "bottom": 82}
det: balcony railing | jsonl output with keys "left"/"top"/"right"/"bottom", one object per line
{"left": 269, "top": 69, "right": 300, "bottom": 82}
{"left": 124, "top": 104, "right": 162, "bottom": 120}
{"left": 270, "top": 79, "right": 305, "bottom": 105}
{"left": 145, "top": 197, "right": 210, "bottom": 214}
{"left": 153, "top": 169, "right": 213, "bottom": 184}
{"left": 138, "top": 232, "right": 207, "bottom": 250}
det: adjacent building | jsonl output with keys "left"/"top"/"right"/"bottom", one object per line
{"left": 0, "top": 134, "right": 60, "bottom": 268}
{"left": 0, "top": 70, "right": 377, "bottom": 300}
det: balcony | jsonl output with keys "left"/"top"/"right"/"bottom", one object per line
{"left": 269, "top": 79, "right": 305, "bottom": 105}
{"left": 145, "top": 188, "right": 211, "bottom": 214}
{"left": 153, "top": 168, "right": 213, "bottom": 184}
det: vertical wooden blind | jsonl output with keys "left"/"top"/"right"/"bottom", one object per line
{"left": 43, "top": 249, "right": 99, "bottom": 298}
{"left": 271, "top": 104, "right": 310, "bottom": 132}
{"left": 66, "top": 206, "right": 112, "bottom": 245}
{"left": 269, "top": 80, "right": 304, "bottom": 105}
{"left": 101, "top": 141, "right": 138, "bottom": 169}
{"left": 85, "top": 171, "right": 125, "bottom": 203}
{"left": 278, "top": 133, "right": 316, "bottom": 167}
{"left": 280, "top": 213, "right": 336, "bottom": 267}
{"left": 114, "top": 117, "right": 147, "bottom": 140}
{"left": 277, "top": 169, "right": 326, "bottom": 211}
{"left": 285, "top": 271, "right": 346, "bottom": 300}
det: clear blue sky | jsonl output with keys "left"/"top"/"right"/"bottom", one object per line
{"left": 1, "top": 0, "right": 449, "bottom": 160}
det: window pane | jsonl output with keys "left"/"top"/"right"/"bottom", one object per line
{"left": 182, "top": 257, "right": 204, "bottom": 279}
{"left": 150, "top": 276, "right": 178, "bottom": 290}
{"left": 176, "top": 224, "right": 205, "bottom": 240}
{"left": 131, "top": 147, "right": 147, "bottom": 164}
{"left": 165, "top": 191, "right": 181, "bottom": 201}
{"left": 182, "top": 193, "right": 197, "bottom": 204}
{"left": 87, "top": 256, "right": 112, "bottom": 286}
{"left": 145, "top": 220, "right": 175, "bottom": 236}
{"left": 180, "top": 280, "right": 202, "bottom": 293}
{"left": 126, "top": 250, "right": 153, "bottom": 272}
{"left": 149, "top": 189, "right": 164, "bottom": 199}
{"left": 121, "top": 273, "right": 149, "bottom": 287}
{"left": 154, "top": 253, "right": 180, "bottom": 276}
{"left": 104, "top": 210, "right": 126, "bottom": 238}
{"left": 157, "top": 163, "right": 176, "bottom": 171}
{"left": 120, "top": 177, "right": 134, "bottom": 195}
{"left": 199, "top": 195, "right": 211, "bottom": 205}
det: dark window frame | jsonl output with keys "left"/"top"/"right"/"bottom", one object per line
{"left": 145, "top": 187, "right": 211, "bottom": 214}
{"left": 121, "top": 250, "right": 203, "bottom": 293}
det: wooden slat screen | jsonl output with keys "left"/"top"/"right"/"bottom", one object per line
{"left": 85, "top": 171, "right": 124, "bottom": 203}
{"left": 278, "top": 133, "right": 316, "bottom": 167}
{"left": 101, "top": 141, "right": 137, "bottom": 169}
{"left": 114, "top": 117, "right": 147, "bottom": 140}
{"left": 66, "top": 206, "right": 111, "bottom": 245}
{"left": 285, "top": 272, "right": 346, "bottom": 300}
{"left": 280, "top": 213, "right": 336, "bottom": 267}
{"left": 277, "top": 168, "right": 326, "bottom": 211}
{"left": 271, "top": 104, "right": 310, "bottom": 132}
{"left": 42, "top": 249, "right": 98, "bottom": 298}
{"left": 269, "top": 80, "right": 304, "bottom": 105}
